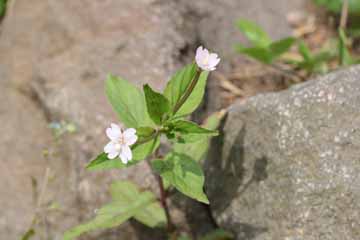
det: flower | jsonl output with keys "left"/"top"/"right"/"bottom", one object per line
{"left": 195, "top": 46, "right": 220, "bottom": 71}
{"left": 104, "top": 123, "right": 138, "bottom": 164}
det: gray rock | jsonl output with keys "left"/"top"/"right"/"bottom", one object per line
{"left": 205, "top": 66, "right": 360, "bottom": 240}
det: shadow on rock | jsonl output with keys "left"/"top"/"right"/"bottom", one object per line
{"left": 130, "top": 220, "right": 167, "bottom": 240}
{"left": 204, "top": 117, "right": 246, "bottom": 214}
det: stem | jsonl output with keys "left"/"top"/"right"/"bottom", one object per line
{"left": 146, "top": 151, "right": 175, "bottom": 234}
{"left": 172, "top": 69, "right": 202, "bottom": 115}
{"left": 135, "top": 130, "right": 159, "bottom": 145}
{"left": 340, "top": 0, "right": 349, "bottom": 30}
{"left": 269, "top": 63, "right": 306, "bottom": 82}
{"left": 156, "top": 174, "right": 174, "bottom": 232}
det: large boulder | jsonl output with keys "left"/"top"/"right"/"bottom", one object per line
{"left": 205, "top": 66, "right": 360, "bottom": 240}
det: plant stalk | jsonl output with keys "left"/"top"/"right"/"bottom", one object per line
{"left": 146, "top": 150, "right": 175, "bottom": 234}
{"left": 340, "top": 0, "right": 349, "bottom": 30}
{"left": 156, "top": 174, "right": 174, "bottom": 233}
{"left": 172, "top": 69, "right": 202, "bottom": 115}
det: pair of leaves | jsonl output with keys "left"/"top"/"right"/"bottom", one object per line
{"left": 174, "top": 110, "right": 225, "bottom": 162}
{"left": 236, "top": 19, "right": 296, "bottom": 64}
{"left": 143, "top": 63, "right": 210, "bottom": 125}
{"left": 91, "top": 64, "right": 211, "bottom": 170}
{"left": 164, "top": 63, "right": 209, "bottom": 117}
{"left": 165, "top": 119, "right": 218, "bottom": 142}
{"left": 287, "top": 41, "right": 333, "bottom": 74}
{"left": 63, "top": 181, "right": 166, "bottom": 240}
{"left": 152, "top": 153, "right": 209, "bottom": 204}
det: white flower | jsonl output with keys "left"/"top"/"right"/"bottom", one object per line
{"left": 104, "top": 123, "right": 138, "bottom": 164}
{"left": 195, "top": 46, "right": 220, "bottom": 71}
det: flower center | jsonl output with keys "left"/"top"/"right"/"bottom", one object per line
{"left": 202, "top": 55, "right": 209, "bottom": 66}
{"left": 114, "top": 143, "right": 121, "bottom": 151}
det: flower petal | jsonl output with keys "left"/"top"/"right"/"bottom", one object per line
{"left": 123, "top": 128, "right": 137, "bottom": 145}
{"left": 104, "top": 141, "right": 116, "bottom": 153}
{"left": 119, "top": 145, "right": 132, "bottom": 164}
{"left": 209, "top": 54, "right": 220, "bottom": 68}
{"left": 196, "top": 46, "right": 204, "bottom": 57}
{"left": 106, "top": 123, "right": 122, "bottom": 141}
{"left": 107, "top": 150, "right": 119, "bottom": 159}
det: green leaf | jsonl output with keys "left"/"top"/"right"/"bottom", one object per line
{"left": 174, "top": 111, "right": 225, "bottom": 162}
{"left": 236, "top": 19, "right": 272, "bottom": 47}
{"left": 339, "top": 28, "right": 355, "bottom": 66}
{"left": 298, "top": 41, "right": 312, "bottom": 61}
{"left": 269, "top": 37, "right": 296, "bottom": 59}
{"left": 152, "top": 153, "right": 209, "bottom": 204}
{"left": 0, "top": 0, "right": 6, "bottom": 18}
{"left": 86, "top": 152, "right": 125, "bottom": 170}
{"left": 236, "top": 45, "right": 273, "bottom": 64}
{"left": 105, "top": 75, "right": 154, "bottom": 128}
{"left": 170, "top": 120, "right": 218, "bottom": 135}
{"left": 199, "top": 229, "right": 234, "bottom": 240}
{"left": 132, "top": 136, "right": 160, "bottom": 161}
{"left": 110, "top": 182, "right": 166, "bottom": 228}
{"left": 21, "top": 229, "right": 35, "bottom": 240}
{"left": 175, "top": 71, "right": 209, "bottom": 117}
{"left": 143, "top": 84, "right": 170, "bottom": 125}
{"left": 136, "top": 127, "right": 156, "bottom": 138}
{"left": 164, "top": 63, "right": 197, "bottom": 112}
{"left": 63, "top": 181, "right": 165, "bottom": 240}
{"left": 313, "top": 0, "right": 360, "bottom": 15}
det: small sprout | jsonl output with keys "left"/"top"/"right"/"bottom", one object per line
{"left": 49, "top": 121, "right": 77, "bottom": 138}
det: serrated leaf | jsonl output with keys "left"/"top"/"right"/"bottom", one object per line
{"left": 152, "top": 153, "right": 209, "bottom": 204}
{"left": 174, "top": 111, "right": 225, "bottom": 162}
{"left": 170, "top": 120, "right": 218, "bottom": 135}
{"left": 236, "top": 19, "right": 272, "bottom": 47}
{"left": 269, "top": 37, "right": 296, "bottom": 59}
{"left": 105, "top": 75, "right": 154, "bottom": 128}
{"left": 164, "top": 63, "right": 197, "bottom": 112}
{"left": 143, "top": 84, "right": 170, "bottom": 125}
{"left": 63, "top": 181, "right": 165, "bottom": 240}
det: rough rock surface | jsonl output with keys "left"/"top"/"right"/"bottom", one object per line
{"left": 205, "top": 66, "right": 360, "bottom": 240}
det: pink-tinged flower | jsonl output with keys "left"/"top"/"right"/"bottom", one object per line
{"left": 195, "top": 46, "right": 220, "bottom": 71}
{"left": 104, "top": 123, "right": 137, "bottom": 164}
